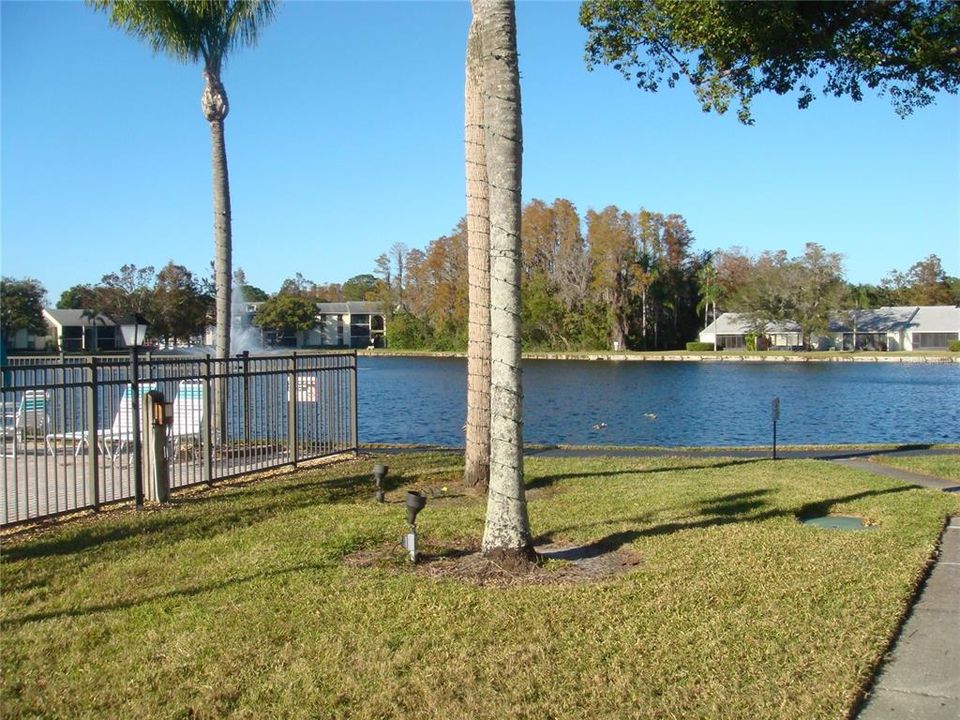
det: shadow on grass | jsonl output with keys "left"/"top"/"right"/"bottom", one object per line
{"left": 539, "top": 485, "right": 915, "bottom": 554}
{"left": 1, "top": 561, "right": 332, "bottom": 628}
{"left": 814, "top": 444, "right": 935, "bottom": 461}
{"left": 3, "top": 457, "right": 469, "bottom": 567}
{"left": 526, "top": 458, "right": 763, "bottom": 490}
{"left": 2, "top": 470, "right": 386, "bottom": 566}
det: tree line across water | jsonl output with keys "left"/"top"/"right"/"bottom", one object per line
{"left": 372, "top": 204, "right": 958, "bottom": 352}
{"left": 2, "top": 207, "right": 956, "bottom": 352}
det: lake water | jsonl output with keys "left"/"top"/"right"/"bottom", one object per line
{"left": 356, "top": 356, "right": 960, "bottom": 447}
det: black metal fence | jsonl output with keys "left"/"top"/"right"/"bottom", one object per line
{"left": 1, "top": 351, "right": 357, "bottom": 526}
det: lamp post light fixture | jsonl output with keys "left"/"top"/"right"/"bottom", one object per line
{"left": 117, "top": 314, "right": 150, "bottom": 507}
{"left": 372, "top": 463, "right": 388, "bottom": 502}
{"left": 401, "top": 490, "right": 427, "bottom": 563}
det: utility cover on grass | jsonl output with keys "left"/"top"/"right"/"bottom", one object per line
{"left": 799, "top": 515, "right": 874, "bottom": 531}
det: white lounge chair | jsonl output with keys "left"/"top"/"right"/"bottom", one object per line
{"left": 4, "top": 390, "right": 49, "bottom": 455}
{"left": 98, "top": 382, "right": 159, "bottom": 460}
{"left": 170, "top": 379, "right": 204, "bottom": 457}
{"left": 46, "top": 383, "right": 157, "bottom": 459}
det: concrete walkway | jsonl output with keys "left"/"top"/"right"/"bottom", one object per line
{"left": 831, "top": 461, "right": 960, "bottom": 720}
{"left": 832, "top": 456, "right": 960, "bottom": 493}
{"left": 857, "top": 515, "right": 959, "bottom": 719}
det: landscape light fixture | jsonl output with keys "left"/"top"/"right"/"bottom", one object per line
{"left": 372, "top": 463, "right": 388, "bottom": 503}
{"left": 401, "top": 490, "right": 427, "bottom": 563}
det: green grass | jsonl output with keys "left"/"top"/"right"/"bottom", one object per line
{"left": 2, "top": 453, "right": 958, "bottom": 719}
{"left": 869, "top": 453, "right": 960, "bottom": 482}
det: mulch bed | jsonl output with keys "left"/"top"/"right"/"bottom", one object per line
{"left": 344, "top": 536, "right": 643, "bottom": 587}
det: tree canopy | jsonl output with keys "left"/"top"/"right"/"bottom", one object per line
{"left": 580, "top": 0, "right": 960, "bottom": 122}
{"left": 882, "top": 253, "right": 958, "bottom": 305}
{"left": 88, "top": 0, "right": 276, "bottom": 76}
{"left": 727, "top": 243, "right": 847, "bottom": 346}
{"left": 1, "top": 277, "right": 47, "bottom": 339}
{"left": 252, "top": 294, "right": 318, "bottom": 336}
{"left": 58, "top": 263, "right": 210, "bottom": 345}
{"left": 341, "top": 274, "right": 379, "bottom": 301}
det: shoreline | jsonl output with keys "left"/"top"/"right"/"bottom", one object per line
{"left": 358, "top": 349, "right": 960, "bottom": 364}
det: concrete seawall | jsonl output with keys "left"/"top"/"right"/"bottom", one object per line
{"left": 359, "top": 350, "right": 960, "bottom": 364}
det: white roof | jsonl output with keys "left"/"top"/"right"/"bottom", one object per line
{"left": 830, "top": 307, "right": 918, "bottom": 333}
{"left": 702, "top": 313, "right": 800, "bottom": 335}
{"left": 706, "top": 306, "right": 959, "bottom": 336}
{"left": 910, "top": 305, "right": 960, "bottom": 333}
{"left": 830, "top": 306, "right": 959, "bottom": 333}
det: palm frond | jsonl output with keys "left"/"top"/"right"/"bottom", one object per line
{"left": 87, "top": 0, "right": 277, "bottom": 70}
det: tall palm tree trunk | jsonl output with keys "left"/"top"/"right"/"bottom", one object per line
{"left": 204, "top": 69, "right": 232, "bottom": 442}
{"left": 464, "top": 9, "right": 491, "bottom": 490}
{"left": 641, "top": 288, "right": 648, "bottom": 349}
{"left": 478, "top": 0, "right": 533, "bottom": 561}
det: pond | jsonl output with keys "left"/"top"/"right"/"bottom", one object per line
{"left": 356, "top": 356, "right": 960, "bottom": 447}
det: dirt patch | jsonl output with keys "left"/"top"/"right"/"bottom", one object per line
{"left": 344, "top": 536, "right": 643, "bottom": 587}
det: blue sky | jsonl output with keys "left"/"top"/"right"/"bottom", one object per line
{"left": 2, "top": 0, "right": 958, "bottom": 305}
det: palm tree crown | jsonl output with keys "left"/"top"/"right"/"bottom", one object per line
{"left": 89, "top": 1, "right": 275, "bottom": 76}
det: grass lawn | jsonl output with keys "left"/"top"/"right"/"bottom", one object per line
{"left": 2, "top": 453, "right": 958, "bottom": 719}
{"left": 868, "top": 453, "right": 960, "bottom": 482}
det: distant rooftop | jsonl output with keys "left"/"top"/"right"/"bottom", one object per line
{"left": 43, "top": 309, "right": 117, "bottom": 327}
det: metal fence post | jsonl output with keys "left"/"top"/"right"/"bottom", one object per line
{"left": 287, "top": 354, "right": 298, "bottom": 467}
{"left": 85, "top": 357, "right": 99, "bottom": 511}
{"left": 349, "top": 352, "right": 358, "bottom": 453}
{"left": 242, "top": 350, "right": 251, "bottom": 444}
{"left": 202, "top": 355, "right": 213, "bottom": 486}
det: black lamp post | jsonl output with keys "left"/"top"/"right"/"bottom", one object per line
{"left": 119, "top": 315, "right": 149, "bottom": 507}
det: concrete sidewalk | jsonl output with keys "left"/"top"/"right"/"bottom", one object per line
{"left": 857, "top": 515, "right": 960, "bottom": 719}
{"left": 818, "top": 458, "right": 959, "bottom": 719}
{"left": 832, "top": 457, "right": 960, "bottom": 493}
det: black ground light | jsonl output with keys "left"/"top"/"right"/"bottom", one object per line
{"left": 372, "top": 463, "right": 388, "bottom": 503}
{"left": 401, "top": 491, "right": 427, "bottom": 562}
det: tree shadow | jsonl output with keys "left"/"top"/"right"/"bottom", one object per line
{"left": 2, "top": 469, "right": 387, "bottom": 566}
{"left": 814, "top": 444, "right": 935, "bottom": 460}
{"left": 1, "top": 561, "right": 331, "bottom": 628}
{"left": 3, "top": 460, "right": 462, "bottom": 567}
{"left": 525, "top": 458, "right": 763, "bottom": 490}
{"left": 539, "top": 485, "right": 916, "bottom": 559}
{"left": 1, "top": 488, "right": 329, "bottom": 566}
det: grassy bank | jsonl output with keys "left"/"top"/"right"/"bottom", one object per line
{"left": 2, "top": 453, "right": 958, "bottom": 719}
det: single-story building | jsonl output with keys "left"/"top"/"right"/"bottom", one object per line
{"left": 902, "top": 305, "right": 960, "bottom": 350}
{"left": 43, "top": 309, "right": 120, "bottom": 352}
{"left": 828, "top": 306, "right": 960, "bottom": 351}
{"left": 698, "top": 313, "right": 803, "bottom": 350}
{"left": 700, "top": 306, "right": 960, "bottom": 351}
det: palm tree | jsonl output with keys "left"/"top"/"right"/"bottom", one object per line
{"left": 476, "top": 0, "right": 534, "bottom": 563}
{"left": 89, "top": 1, "right": 277, "bottom": 364}
{"left": 696, "top": 261, "right": 720, "bottom": 351}
{"left": 464, "top": 4, "right": 491, "bottom": 491}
